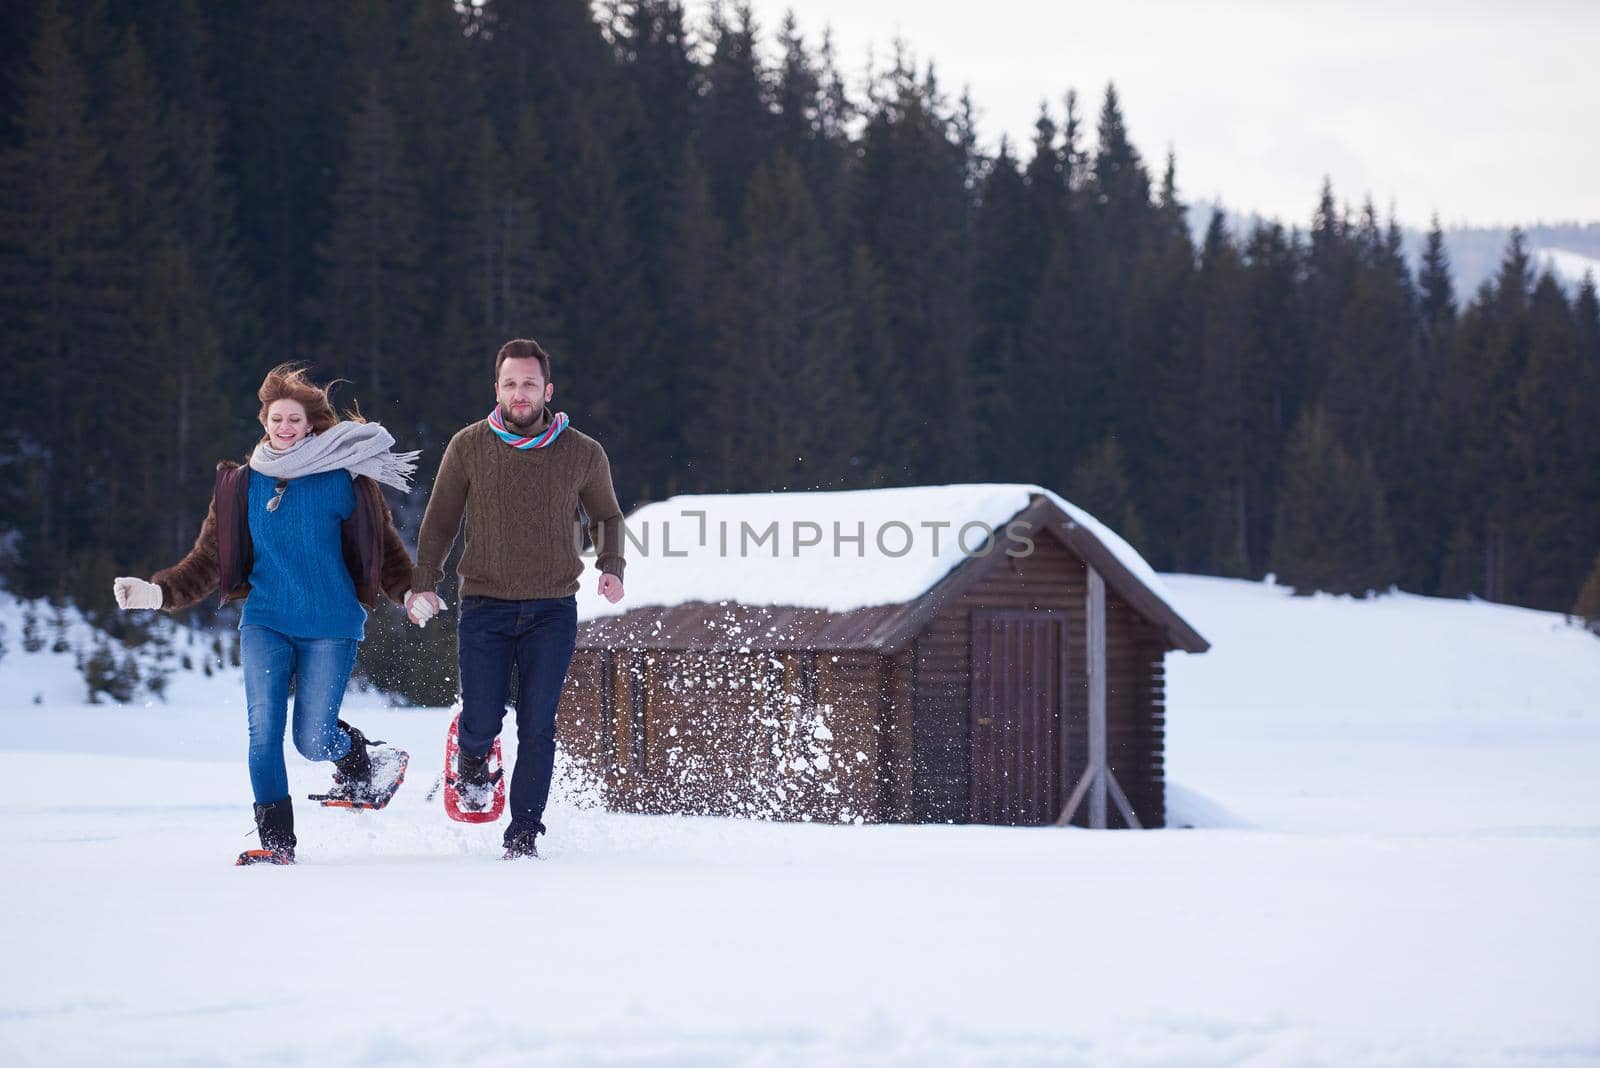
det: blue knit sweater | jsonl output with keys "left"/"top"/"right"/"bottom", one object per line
{"left": 239, "top": 468, "right": 367, "bottom": 640}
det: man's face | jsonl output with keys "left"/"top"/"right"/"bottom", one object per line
{"left": 496, "top": 357, "right": 553, "bottom": 428}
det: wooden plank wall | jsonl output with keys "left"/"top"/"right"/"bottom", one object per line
{"left": 1094, "top": 603, "right": 1167, "bottom": 828}
{"left": 875, "top": 650, "right": 916, "bottom": 822}
{"left": 557, "top": 648, "right": 886, "bottom": 822}
{"left": 799, "top": 651, "right": 881, "bottom": 822}
{"left": 558, "top": 650, "right": 606, "bottom": 783}
{"left": 630, "top": 649, "right": 774, "bottom": 816}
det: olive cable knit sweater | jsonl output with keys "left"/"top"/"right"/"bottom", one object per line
{"left": 410, "top": 417, "right": 626, "bottom": 601}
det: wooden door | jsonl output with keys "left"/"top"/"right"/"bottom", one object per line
{"left": 969, "top": 609, "right": 1070, "bottom": 824}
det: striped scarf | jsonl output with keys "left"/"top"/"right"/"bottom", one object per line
{"left": 488, "top": 406, "right": 569, "bottom": 449}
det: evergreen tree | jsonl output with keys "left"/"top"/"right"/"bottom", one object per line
{"left": 852, "top": 57, "right": 975, "bottom": 485}
{"left": 1576, "top": 274, "right": 1600, "bottom": 370}
{"left": 609, "top": 0, "right": 700, "bottom": 266}
{"left": 538, "top": 94, "right": 655, "bottom": 501}
{"left": 100, "top": 27, "right": 174, "bottom": 557}
{"left": 0, "top": 0, "right": 127, "bottom": 598}
{"left": 102, "top": 27, "right": 227, "bottom": 563}
{"left": 1271, "top": 405, "right": 1398, "bottom": 596}
{"left": 209, "top": 1, "right": 345, "bottom": 357}
{"left": 1021, "top": 105, "right": 1069, "bottom": 296}
{"left": 314, "top": 71, "right": 423, "bottom": 408}
{"left": 0, "top": 0, "right": 37, "bottom": 149}
{"left": 608, "top": 0, "right": 703, "bottom": 500}
{"left": 1407, "top": 214, "right": 1459, "bottom": 592}
{"left": 430, "top": 110, "right": 552, "bottom": 436}
{"left": 1177, "top": 211, "right": 1251, "bottom": 575}
{"left": 1575, "top": 273, "right": 1600, "bottom": 603}
{"left": 1083, "top": 84, "right": 1158, "bottom": 460}
{"left": 970, "top": 141, "right": 1031, "bottom": 475}
{"left": 773, "top": 12, "right": 821, "bottom": 166}
{"left": 701, "top": 1, "right": 771, "bottom": 237}
{"left": 1019, "top": 245, "right": 1089, "bottom": 490}
{"left": 663, "top": 148, "right": 726, "bottom": 496}
{"left": 1302, "top": 179, "right": 1354, "bottom": 409}
{"left": 1015, "top": 96, "right": 1086, "bottom": 490}
{"left": 1445, "top": 231, "right": 1533, "bottom": 601}
{"left": 1237, "top": 220, "right": 1306, "bottom": 575}
{"left": 705, "top": 153, "right": 864, "bottom": 491}
{"left": 473, "top": 0, "right": 616, "bottom": 135}
{"left": 1129, "top": 150, "right": 1197, "bottom": 567}
{"left": 1323, "top": 203, "right": 1422, "bottom": 589}
{"left": 502, "top": 109, "right": 557, "bottom": 347}
{"left": 1418, "top": 215, "right": 1457, "bottom": 338}
{"left": 1089, "top": 83, "right": 1150, "bottom": 252}
{"left": 844, "top": 244, "right": 902, "bottom": 486}
{"left": 1069, "top": 435, "right": 1148, "bottom": 556}
{"left": 396, "top": 0, "right": 482, "bottom": 425}
{"left": 134, "top": 0, "right": 261, "bottom": 422}
{"left": 1507, "top": 273, "right": 1596, "bottom": 609}
{"left": 1574, "top": 552, "right": 1600, "bottom": 631}
{"left": 803, "top": 27, "right": 856, "bottom": 252}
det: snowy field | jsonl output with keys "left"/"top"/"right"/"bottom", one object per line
{"left": 1, "top": 577, "right": 1597, "bottom": 1066}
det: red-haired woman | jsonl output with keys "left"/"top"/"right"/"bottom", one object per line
{"left": 112, "top": 365, "right": 419, "bottom": 865}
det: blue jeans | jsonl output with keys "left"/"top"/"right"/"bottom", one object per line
{"left": 241, "top": 624, "right": 358, "bottom": 804}
{"left": 457, "top": 594, "right": 578, "bottom": 835}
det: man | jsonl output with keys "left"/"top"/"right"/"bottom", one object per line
{"left": 406, "top": 338, "right": 625, "bottom": 858}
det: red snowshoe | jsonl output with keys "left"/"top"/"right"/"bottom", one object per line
{"left": 443, "top": 710, "right": 505, "bottom": 824}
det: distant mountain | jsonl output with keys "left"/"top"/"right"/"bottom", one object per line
{"left": 1188, "top": 201, "right": 1600, "bottom": 296}
{"left": 1414, "top": 223, "right": 1600, "bottom": 296}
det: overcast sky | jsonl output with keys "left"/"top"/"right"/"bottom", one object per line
{"left": 734, "top": 0, "right": 1597, "bottom": 230}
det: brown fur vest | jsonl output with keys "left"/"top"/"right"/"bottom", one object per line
{"left": 152, "top": 460, "right": 414, "bottom": 612}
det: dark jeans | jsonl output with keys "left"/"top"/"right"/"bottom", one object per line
{"left": 457, "top": 593, "right": 578, "bottom": 836}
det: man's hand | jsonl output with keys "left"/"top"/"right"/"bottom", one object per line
{"left": 405, "top": 590, "right": 446, "bottom": 627}
{"left": 113, "top": 577, "right": 162, "bottom": 610}
{"left": 598, "top": 573, "right": 624, "bottom": 604}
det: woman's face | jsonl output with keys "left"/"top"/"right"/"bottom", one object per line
{"left": 265, "top": 399, "right": 311, "bottom": 450}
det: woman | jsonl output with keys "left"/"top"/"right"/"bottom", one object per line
{"left": 113, "top": 365, "right": 419, "bottom": 866}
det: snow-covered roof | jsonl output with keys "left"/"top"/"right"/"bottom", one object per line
{"left": 575, "top": 483, "right": 1205, "bottom": 651}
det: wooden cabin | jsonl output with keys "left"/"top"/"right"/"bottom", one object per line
{"left": 558, "top": 484, "right": 1208, "bottom": 828}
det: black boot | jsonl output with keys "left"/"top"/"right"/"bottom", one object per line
{"left": 330, "top": 720, "right": 373, "bottom": 791}
{"left": 503, "top": 819, "right": 546, "bottom": 860}
{"left": 457, "top": 747, "right": 491, "bottom": 787}
{"left": 237, "top": 798, "right": 296, "bottom": 866}
{"left": 455, "top": 747, "right": 501, "bottom": 812}
{"left": 313, "top": 721, "right": 409, "bottom": 810}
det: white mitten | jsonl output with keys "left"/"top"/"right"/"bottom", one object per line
{"left": 113, "top": 577, "right": 163, "bottom": 610}
{"left": 407, "top": 592, "right": 444, "bottom": 627}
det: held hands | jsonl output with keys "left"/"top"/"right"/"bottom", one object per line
{"left": 404, "top": 580, "right": 616, "bottom": 622}
{"left": 405, "top": 590, "right": 446, "bottom": 627}
{"left": 113, "top": 577, "right": 163, "bottom": 610}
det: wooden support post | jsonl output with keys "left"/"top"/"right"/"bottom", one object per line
{"left": 1106, "top": 769, "right": 1143, "bottom": 830}
{"left": 1056, "top": 765, "right": 1095, "bottom": 826}
{"left": 1053, "top": 568, "right": 1144, "bottom": 832}
{"left": 1087, "top": 567, "right": 1108, "bottom": 829}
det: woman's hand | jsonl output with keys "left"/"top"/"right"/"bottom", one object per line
{"left": 113, "top": 577, "right": 163, "bottom": 610}
{"left": 598, "top": 573, "right": 624, "bottom": 605}
{"left": 405, "top": 591, "right": 445, "bottom": 627}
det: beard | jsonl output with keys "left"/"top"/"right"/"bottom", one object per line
{"left": 499, "top": 401, "right": 543, "bottom": 432}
